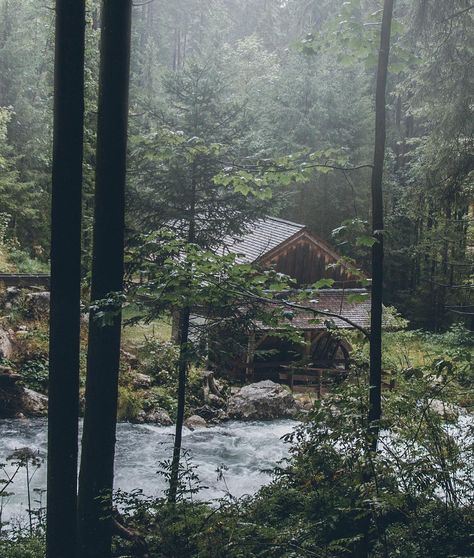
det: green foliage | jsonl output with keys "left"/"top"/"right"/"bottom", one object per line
{"left": 19, "top": 357, "right": 48, "bottom": 394}
{"left": 117, "top": 386, "right": 143, "bottom": 422}
{"left": 0, "top": 534, "right": 45, "bottom": 558}
{"left": 143, "top": 386, "right": 177, "bottom": 417}
{"left": 5, "top": 325, "right": 49, "bottom": 393}
{"left": 106, "top": 359, "right": 473, "bottom": 558}
{"left": 136, "top": 338, "right": 179, "bottom": 385}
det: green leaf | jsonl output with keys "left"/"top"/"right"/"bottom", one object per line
{"left": 312, "top": 278, "right": 335, "bottom": 289}
{"left": 355, "top": 235, "right": 377, "bottom": 247}
{"left": 347, "top": 292, "right": 369, "bottom": 304}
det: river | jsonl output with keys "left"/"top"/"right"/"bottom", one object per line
{"left": 0, "top": 418, "right": 297, "bottom": 524}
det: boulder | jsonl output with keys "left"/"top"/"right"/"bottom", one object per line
{"left": 227, "top": 380, "right": 299, "bottom": 421}
{"left": 6, "top": 286, "right": 20, "bottom": 299}
{"left": 135, "top": 408, "right": 172, "bottom": 426}
{"left": 0, "top": 366, "right": 47, "bottom": 418}
{"left": 130, "top": 372, "right": 153, "bottom": 389}
{"left": 2, "top": 286, "right": 21, "bottom": 309}
{"left": 21, "top": 388, "right": 48, "bottom": 416}
{"left": 193, "top": 404, "right": 228, "bottom": 423}
{"left": 121, "top": 350, "right": 140, "bottom": 370}
{"left": 184, "top": 414, "right": 208, "bottom": 430}
{"left": 25, "top": 291, "right": 50, "bottom": 319}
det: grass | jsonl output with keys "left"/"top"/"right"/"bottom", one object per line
{"left": 121, "top": 306, "right": 172, "bottom": 349}
{"left": 382, "top": 331, "right": 446, "bottom": 369}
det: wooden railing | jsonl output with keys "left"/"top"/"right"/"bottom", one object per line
{"left": 0, "top": 273, "right": 50, "bottom": 288}
{"left": 278, "top": 366, "right": 347, "bottom": 396}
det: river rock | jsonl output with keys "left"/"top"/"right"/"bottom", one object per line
{"left": 227, "top": 380, "right": 299, "bottom": 421}
{"left": 0, "top": 366, "right": 47, "bottom": 418}
{"left": 135, "top": 408, "right": 172, "bottom": 425}
{"left": 21, "top": 388, "right": 48, "bottom": 416}
{"left": 193, "top": 404, "right": 228, "bottom": 423}
{"left": 184, "top": 415, "right": 208, "bottom": 430}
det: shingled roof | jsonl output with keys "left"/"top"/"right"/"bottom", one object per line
{"left": 259, "top": 289, "right": 371, "bottom": 331}
{"left": 222, "top": 217, "right": 306, "bottom": 264}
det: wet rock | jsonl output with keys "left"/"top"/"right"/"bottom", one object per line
{"left": 193, "top": 404, "right": 228, "bottom": 423}
{"left": 21, "top": 388, "right": 48, "bottom": 416}
{"left": 185, "top": 415, "right": 208, "bottom": 430}
{"left": 227, "top": 380, "right": 299, "bottom": 421}
{"left": 135, "top": 408, "right": 172, "bottom": 426}
{"left": 0, "top": 366, "right": 47, "bottom": 418}
{"left": 207, "top": 393, "right": 225, "bottom": 408}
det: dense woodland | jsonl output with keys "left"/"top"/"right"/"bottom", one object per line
{"left": 0, "top": 1, "right": 473, "bottom": 557}
{"left": 0, "top": 0, "right": 472, "bottom": 328}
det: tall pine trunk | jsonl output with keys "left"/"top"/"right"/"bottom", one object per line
{"left": 77, "top": 2, "right": 132, "bottom": 557}
{"left": 368, "top": 0, "right": 394, "bottom": 451}
{"left": 46, "top": 2, "right": 85, "bottom": 557}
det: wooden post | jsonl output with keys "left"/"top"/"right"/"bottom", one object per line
{"left": 304, "top": 330, "right": 312, "bottom": 359}
{"left": 245, "top": 332, "right": 256, "bottom": 382}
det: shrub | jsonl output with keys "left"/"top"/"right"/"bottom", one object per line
{"left": 20, "top": 357, "right": 49, "bottom": 393}
{"left": 117, "top": 386, "right": 143, "bottom": 422}
{"left": 0, "top": 535, "right": 45, "bottom": 558}
{"left": 137, "top": 338, "right": 179, "bottom": 386}
{"left": 143, "top": 386, "right": 177, "bottom": 416}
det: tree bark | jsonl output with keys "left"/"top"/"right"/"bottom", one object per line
{"left": 168, "top": 165, "right": 197, "bottom": 503}
{"left": 368, "top": 0, "right": 394, "bottom": 453}
{"left": 168, "top": 306, "right": 191, "bottom": 503}
{"left": 77, "top": 2, "right": 132, "bottom": 557}
{"left": 46, "top": 2, "right": 85, "bottom": 557}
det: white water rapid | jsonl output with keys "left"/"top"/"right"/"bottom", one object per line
{"left": 0, "top": 418, "right": 297, "bottom": 524}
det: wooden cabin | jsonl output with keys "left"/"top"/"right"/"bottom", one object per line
{"left": 221, "top": 217, "right": 363, "bottom": 287}
{"left": 215, "top": 217, "right": 371, "bottom": 391}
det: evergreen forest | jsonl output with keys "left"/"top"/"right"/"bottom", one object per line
{"left": 0, "top": 1, "right": 472, "bottom": 557}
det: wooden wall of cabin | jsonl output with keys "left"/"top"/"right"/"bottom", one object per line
{"left": 260, "top": 236, "right": 358, "bottom": 287}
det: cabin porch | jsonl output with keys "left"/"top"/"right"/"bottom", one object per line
{"left": 243, "top": 330, "right": 352, "bottom": 393}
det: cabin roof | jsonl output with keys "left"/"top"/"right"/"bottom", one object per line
{"left": 221, "top": 215, "right": 360, "bottom": 283}
{"left": 222, "top": 217, "right": 306, "bottom": 264}
{"left": 258, "top": 289, "right": 371, "bottom": 331}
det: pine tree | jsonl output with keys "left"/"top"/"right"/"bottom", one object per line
{"left": 77, "top": 2, "right": 132, "bottom": 557}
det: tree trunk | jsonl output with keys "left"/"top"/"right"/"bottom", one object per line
{"left": 168, "top": 306, "right": 191, "bottom": 503}
{"left": 368, "top": 0, "right": 394, "bottom": 452}
{"left": 77, "top": 2, "right": 132, "bottom": 558}
{"left": 168, "top": 165, "right": 197, "bottom": 503}
{"left": 46, "top": 2, "right": 85, "bottom": 557}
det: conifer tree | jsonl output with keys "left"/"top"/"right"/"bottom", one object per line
{"left": 77, "top": 2, "right": 132, "bottom": 557}
{"left": 46, "top": 2, "right": 85, "bottom": 557}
